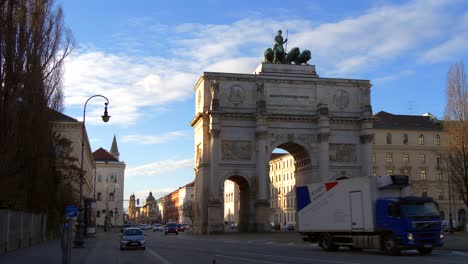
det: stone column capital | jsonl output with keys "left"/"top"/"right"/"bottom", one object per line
{"left": 210, "top": 129, "right": 221, "bottom": 138}
{"left": 360, "top": 134, "right": 374, "bottom": 144}
{"left": 255, "top": 130, "right": 268, "bottom": 139}
{"left": 318, "top": 133, "right": 330, "bottom": 142}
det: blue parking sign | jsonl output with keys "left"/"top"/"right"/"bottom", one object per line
{"left": 66, "top": 205, "right": 78, "bottom": 218}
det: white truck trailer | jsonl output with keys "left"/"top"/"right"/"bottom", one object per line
{"left": 296, "top": 175, "right": 443, "bottom": 255}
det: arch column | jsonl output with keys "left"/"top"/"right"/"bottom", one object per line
{"left": 254, "top": 130, "right": 271, "bottom": 232}
{"left": 318, "top": 104, "right": 330, "bottom": 182}
{"left": 207, "top": 128, "right": 224, "bottom": 234}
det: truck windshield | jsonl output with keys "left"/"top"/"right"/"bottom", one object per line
{"left": 400, "top": 202, "right": 439, "bottom": 218}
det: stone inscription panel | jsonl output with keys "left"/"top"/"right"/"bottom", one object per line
{"left": 221, "top": 140, "right": 252, "bottom": 160}
{"left": 269, "top": 94, "right": 311, "bottom": 105}
{"left": 329, "top": 144, "right": 356, "bottom": 162}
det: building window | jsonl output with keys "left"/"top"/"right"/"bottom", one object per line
{"left": 437, "top": 188, "right": 444, "bottom": 200}
{"left": 386, "top": 169, "right": 393, "bottom": 175}
{"left": 386, "top": 133, "right": 392, "bottom": 144}
{"left": 436, "top": 155, "right": 442, "bottom": 168}
{"left": 386, "top": 153, "right": 393, "bottom": 163}
{"left": 97, "top": 192, "right": 102, "bottom": 201}
{"left": 421, "top": 188, "right": 428, "bottom": 197}
{"left": 435, "top": 135, "right": 440, "bottom": 146}
{"left": 403, "top": 134, "right": 408, "bottom": 145}
{"left": 372, "top": 153, "right": 376, "bottom": 163}
{"left": 403, "top": 168, "right": 410, "bottom": 176}
{"left": 109, "top": 192, "right": 115, "bottom": 201}
{"left": 96, "top": 211, "right": 100, "bottom": 218}
{"left": 403, "top": 153, "right": 409, "bottom": 163}
{"left": 98, "top": 175, "right": 102, "bottom": 182}
{"left": 437, "top": 170, "right": 443, "bottom": 181}
{"left": 373, "top": 168, "right": 377, "bottom": 176}
{"left": 418, "top": 134, "right": 425, "bottom": 145}
{"left": 419, "top": 154, "right": 425, "bottom": 163}
{"left": 420, "top": 169, "right": 427, "bottom": 180}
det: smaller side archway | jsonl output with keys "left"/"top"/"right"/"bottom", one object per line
{"left": 222, "top": 175, "right": 254, "bottom": 233}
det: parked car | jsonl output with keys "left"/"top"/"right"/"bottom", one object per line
{"left": 177, "top": 224, "right": 185, "bottom": 232}
{"left": 120, "top": 227, "right": 145, "bottom": 250}
{"left": 165, "top": 222, "right": 178, "bottom": 235}
{"left": 153, "top": 224, "right": 163, "bottom": 232}
{"left": 121, "top": 224, "right": 131, "bottom": 233}
{"left": 283, "top": 224, "right": 295, "bottom": 231}
{"left": 138, "top": 224, "right": 151, "bottom": 231}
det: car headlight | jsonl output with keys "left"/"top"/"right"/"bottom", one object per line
{"left": 440, "top": 233, "right": 444, "bottom": 240}
{"left": 140, "top": 240, "right": 145, "bottom": 244}
{"left": 121, "top": 240, "right": 129, "bottom": 244}
{"left": 407, "top": 233, "right": 414, "bottom": 241}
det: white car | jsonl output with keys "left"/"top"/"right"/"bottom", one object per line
{"left": 138, "top": 224, "right": 150, "bottom": 231}
{"left": 153, "top": 224, "right": 164, "bottom": 232}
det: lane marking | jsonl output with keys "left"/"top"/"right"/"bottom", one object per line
{"left": 233, "top": 252, "right": 361, "bottom": 264}
{"left": 215, "top": 254, "right": 285, "bottom": 264}
{"left": 146, "top": 248, "right": 171, "bottom": 264}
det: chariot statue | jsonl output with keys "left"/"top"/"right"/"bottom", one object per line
{"left": 264, "top": 30, "right": 311, "bottom": 65}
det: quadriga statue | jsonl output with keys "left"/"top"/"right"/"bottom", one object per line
{"left": 263, "top": 30, "right": 311, "bottom": 65}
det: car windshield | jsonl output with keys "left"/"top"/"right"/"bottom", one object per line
{"left": 123, "top": 229, "right": 143, "bottom": 236}
{"left": 400, "top": 202, "right": 439, "bottom": 218}
{"left": 167, "top": 223, "right": 176, "bottom": 227}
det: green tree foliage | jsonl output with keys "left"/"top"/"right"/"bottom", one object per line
{"left": 0, "top": 0, "right": 73, "bottom": 224}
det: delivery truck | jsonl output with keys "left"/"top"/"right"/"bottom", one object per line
{"left": 296, "top": 175, "right": 443, "bottom": 255}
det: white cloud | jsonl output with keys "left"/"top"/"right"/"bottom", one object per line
{"left": 126, "top": 159, "right": 193, "bottom": 177}
{"left": 373, "top": 69, "right": 416, "bottom": 85}
{"left": 63, "top": 0, "right": 467, "bottom": 124}
{"left": 122, "top": 131, "right": 187, "bottom": 144}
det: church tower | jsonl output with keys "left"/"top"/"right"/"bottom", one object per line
{"left": 110, "top": 134, "right": 120, "bottom": 160}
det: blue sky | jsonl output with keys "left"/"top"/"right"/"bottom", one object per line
{"left": 59, "top": 0, "right": 468, "bottom": 206}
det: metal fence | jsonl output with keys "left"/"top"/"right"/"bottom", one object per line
{"left": 0, "top": 209, "right": 47, "bottom": 253}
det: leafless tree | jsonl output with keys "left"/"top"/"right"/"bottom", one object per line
{"left": 0, "top": 0, "right": 74, "bottom": 235}
{"left": 444, "top": 61, "right": 468, "bottom": 207}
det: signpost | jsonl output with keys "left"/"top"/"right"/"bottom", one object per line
{"left": 62, "top": 205, "right": 78, "bottom": 264}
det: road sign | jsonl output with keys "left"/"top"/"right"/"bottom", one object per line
{"left": 66, "top": 205, "right": 78, "bottom": 218}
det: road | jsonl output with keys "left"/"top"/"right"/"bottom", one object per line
{"left": 1, "top": 230, "right": 468, "bottom": 264}
{"left": 88, "top": 231, "right": 468, "bottom": 264}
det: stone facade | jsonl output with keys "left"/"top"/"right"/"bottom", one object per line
{"left": 191, "top": 63, "right": 373, "bottom": 234}
{"left": 373, "top": 111, "right": 466, "bottom": 226}
{"left": 93, "top": 136, "right": 126, "bottom": 227}
{"left": 51, "top": 111, "right": 95, "bottom": 200}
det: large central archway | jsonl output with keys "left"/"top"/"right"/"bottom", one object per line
{"left": 191, "top": 63, "right": 373, "bottom": 234}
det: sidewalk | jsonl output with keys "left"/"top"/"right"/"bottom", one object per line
{"left": 0, "top": 232, "right": 109, "bottom": 264}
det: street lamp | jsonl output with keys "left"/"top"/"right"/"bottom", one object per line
{"left": 74, "top": 95, "right": 110, "bottom": 248}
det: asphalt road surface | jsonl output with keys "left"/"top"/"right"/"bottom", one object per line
{"left": 1, "top": 230, "right": 467, "bottom": 264}
{"left": 110, "top": 231, "right": 468, "bottom": 264}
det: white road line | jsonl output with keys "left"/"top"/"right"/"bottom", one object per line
{"left": 146, "top": 248, "right": 171, "bottom": 264}
{"left": 215, "top": 254, "right": 285, "bottom": 264}
{"left": 233, "top": 252, "right": 361, "bottom": 264}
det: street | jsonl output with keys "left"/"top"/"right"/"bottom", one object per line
{"left": 2, "top": 230, "right": 468, "bottom": 264}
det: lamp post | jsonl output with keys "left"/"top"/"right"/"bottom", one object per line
{"left": 74, "top": 95, "right": 110, "bottom": 248}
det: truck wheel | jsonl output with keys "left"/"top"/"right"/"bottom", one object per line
{"left": 417, "top": 248, "right": 433, "bottom": 255}
{"left": 319, "top": 233, "right": 338, "bottom": 251}
{"left": 383, "top": 235, "right": 400, "bottom": 256}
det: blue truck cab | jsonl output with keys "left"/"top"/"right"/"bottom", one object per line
{"left": 375, "top": 196, "right": 444, "bottom": 255}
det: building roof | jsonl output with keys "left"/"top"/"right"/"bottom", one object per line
{"left": 110, "top": 134, "right": 119, "bottom": 158}
{"left": 92, "top": 147, "right": 119, "bottom": 162}
{"left": 49, "top": 109, "right": 78, "bottom": 122}
{"left": 373, "top": 111, "right": 442, "bottom": 131}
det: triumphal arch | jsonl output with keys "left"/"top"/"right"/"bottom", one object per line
{"left": 190, "top": 34, "right": 373, "bottom": 234}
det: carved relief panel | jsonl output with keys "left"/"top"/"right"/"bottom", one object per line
{"left": 329, "top": 144, "right": 356, "bottom": 162}
{"left": 221, "top": 140, "right": 252, "bottom": 160}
